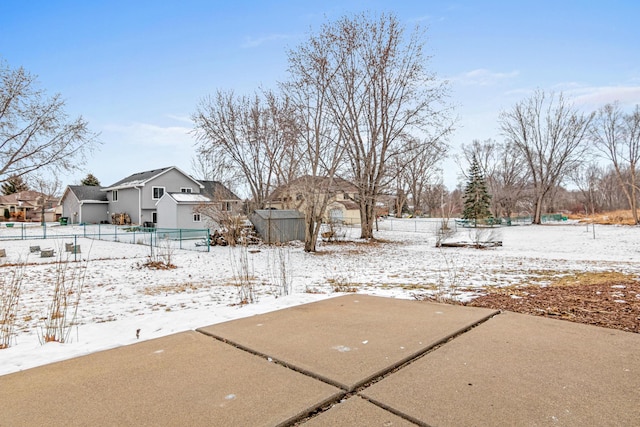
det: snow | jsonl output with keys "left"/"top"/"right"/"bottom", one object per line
{"left": 1, "top": 219, "right": 639, "bottom": 376}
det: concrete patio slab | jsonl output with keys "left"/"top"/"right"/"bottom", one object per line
{"left": 198, "top": 294, "right": 498, "bottom": 391}
{"left": 301, "top": 396, "right": 417, "bottom": 426}
{"left": 362, "top": 311, "right": 640, "bottom": 426}
{"left": 0, "top": 331, "right": 342, "bottom": 427}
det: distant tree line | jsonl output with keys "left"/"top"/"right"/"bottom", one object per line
{"left": 460, "top": 94, "right": 640, "bottom": 224}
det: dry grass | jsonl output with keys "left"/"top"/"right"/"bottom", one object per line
{"left": 480, "top": 271, "right": 636, "bottom": 297}
{"left": 142, "top": 282, "right": 203, "bottom": 296}
{"left": 569, "top": 209, "right": 640, "bottom": 225}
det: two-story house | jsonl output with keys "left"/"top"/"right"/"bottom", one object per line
{"left": 101, "top": 166, "right": 205, "bottom": 226}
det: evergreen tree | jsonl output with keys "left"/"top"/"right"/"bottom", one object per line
{"left": 81, "top": 173, "right": 101, "bottom": 186}
{"left": 462, "top": 155, "right": 492, "bottom": 226}
{"left": 1, "top": 175, "right": 29, "bottom": 195}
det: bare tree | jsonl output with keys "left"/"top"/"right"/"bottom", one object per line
{"left": 394, "top": 137, "right": 447, "bottom": 216}
{"left": 192, "top": 90, "right": 298, "bottom": 210}
{"left": 570, "top": 162, "right": 603, "bottom": 216}
{"left": 191, "top": 144, "right": 243, "bottom": 194}
{"left": 1, "top": 60, "right": 98, "bottom": 182}
{"left": 590, "top": 102, "right": 640, "bottom": 224}
{"left": 499, "top": 90, "right": 593, "bottom": 224}
{"left": 282, "top": 37, "right": 346, "bottom": 252}
{"left": 294, "top": 12, "right": 453, "bottom": 238}
{"left": 29, "top": 174, "right": 61, "bottom": 225}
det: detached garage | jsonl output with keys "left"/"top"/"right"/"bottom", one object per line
{"left": 249, "top": 210, "right": 305, "bottom": 244}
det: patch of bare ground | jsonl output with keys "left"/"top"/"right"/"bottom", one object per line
{"left": 464, "top": 272, "right": 640, "bottom": 333}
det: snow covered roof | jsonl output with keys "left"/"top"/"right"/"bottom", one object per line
{"left": 164, "top": 193, "right": 212, "bottom": 204}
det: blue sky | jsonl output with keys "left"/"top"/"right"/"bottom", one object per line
{"left": 1, "top": 1, "right": 638, "bottom": 192}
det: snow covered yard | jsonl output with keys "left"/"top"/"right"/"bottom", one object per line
{"left": 1, "top": 220, "right": 639, "bottom": 376}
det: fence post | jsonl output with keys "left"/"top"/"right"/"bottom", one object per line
{"left": 74, "top": 234, "right": 78, "bottom": 262}
{"left": 207, "top": 229, "right": 210, "bottom": 252}
{"left": 179, "top": 229, "right": 183, "bottom": 250}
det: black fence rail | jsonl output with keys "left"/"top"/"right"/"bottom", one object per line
{"left": 0, "top": 223, "right": 211, "bottom": 252}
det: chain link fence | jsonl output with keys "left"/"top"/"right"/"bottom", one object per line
{"left": 0, "top": 223, "right": 211, "bottom": 252}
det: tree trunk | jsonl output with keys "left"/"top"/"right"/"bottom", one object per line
{"left": 533, "top": 195, "right": 544, "bottom": 224}
{"left": 303, "top": 205, "right": 318, "bottom": 252}
{"left": 359, "top": 200, "right": 375, "bottom": 239}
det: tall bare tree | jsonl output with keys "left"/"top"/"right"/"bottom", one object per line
{"left": 192, "top": 90, "right": 298, "bottom": 210}
{"left": 590, "top": 102, "right": 640, "bottom": 224}
{"left": 282, "top": 36, "right": 346, "bottom": 252}
{"left": 499, "top": 90, "right": 593, "bottom": 224}
{"left": 1, "top": 60, "right": 98, "bottom": 182}
{"left": 293, "top": 12, "right": 453, "bottom": 238}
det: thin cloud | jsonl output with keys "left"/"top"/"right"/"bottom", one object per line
{"left": 104, "top": 122, "right": 193, "bottom": 147}
{"left": 450, "top": 68, "right": 520, "bottom": 86}
{"left": 165, "top": 114, "right": 193, "bottom": 124}
{"left": 241, "top": 33, "right": 292, "bottom": 48}
{"left": 567, "top": 85, "right": 640, "bottom": 109}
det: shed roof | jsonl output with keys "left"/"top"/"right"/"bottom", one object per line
{"left": 252, "top": 209, "right": 305, "bottom": 220}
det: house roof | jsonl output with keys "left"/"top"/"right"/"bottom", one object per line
{"left": 199, "top": 180, "right": 241, "bottom": 201}
{"left": 162, "top": 193, "right": 212, "bottom": 204}
{"left": 102, "top": 166, "right": 203, "bottom": 191}
{"left": 0, "top": 190, "right": 52, "bottom": 208}
{"left": 64, "top": 185, "right": 108, "bottom": 203}
{"left": 267, "top": 176, "right": 358, "bottom": 201}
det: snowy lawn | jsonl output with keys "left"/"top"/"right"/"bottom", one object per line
{"left": 1, "top": 219, "right": 639, "bottom": 376}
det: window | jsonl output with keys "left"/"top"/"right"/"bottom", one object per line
{"left": 180, "top": 187, "right": 192, "bottom": 193}
{"left": 113, "top": 190, "right": 118, "bottom": 202}
{"left": 221, "top": 201, "right": 232, "bottom": 211}
{"left": 152, "top": 212, "right": 157, "bottom": 223}
{"left": 193, "top": 213, "right": 201, "bottom": 222}
{"left": 152, "top": 186, "right": 165, "bottom": 200}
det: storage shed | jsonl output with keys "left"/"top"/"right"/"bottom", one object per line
{"left": 249, "top": 209, "right": 305, "bottom": 244}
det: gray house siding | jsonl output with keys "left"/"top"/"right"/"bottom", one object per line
{"left": 250, "top": 210, "right": 305, "bottom": 243}
{"left": 110, "top": 188, "right": 141, "bottom": 224}
{"left": 156, "top": 193, "right": 211, "bottom": 230}
{"left": 81, "top": 203, "right": 109, "bottom": 224}
{"left": 176, "top": 204, "right": 199, "bottom": 229}
{"left": 61, "top": 186, "right": 109, "bottom": 224}
{"left": 141, "top": 169, "right": 201, "bottom": 209}
{"left": 62, "top": 195, "right": 81, "bottom": 224}
{"left": 155, "top": 196, "right": 179, "bottom": 228}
